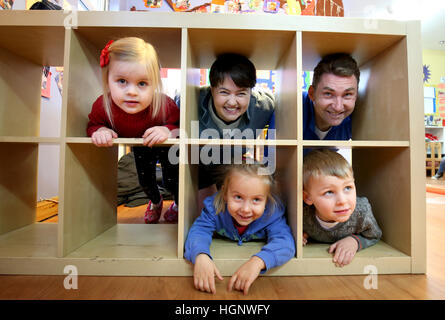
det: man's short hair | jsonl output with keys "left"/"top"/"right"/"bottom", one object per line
{"left": 312, "top": 53, "right": 360, "bottom": 88}
{"left": 209, "top": 53, "right": 257, "bottom": 89}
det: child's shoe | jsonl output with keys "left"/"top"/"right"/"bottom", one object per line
{"left": 164, "top": 202, "right": 178, "bottom": 223}
{"left": 144, "top": 197, "right": 163, "bottom": 224}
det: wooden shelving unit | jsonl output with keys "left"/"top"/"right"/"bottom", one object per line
{"left": 0, "top": 11, "right": 425, "bottom": 276}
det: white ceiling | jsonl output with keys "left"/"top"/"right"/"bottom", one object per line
{"left": 342, "top": 0, "right": 445, "bottom": 51}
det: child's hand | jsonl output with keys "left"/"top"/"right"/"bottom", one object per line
{"left": 328, "top": 236, "right": 359, "bottom": 267}
{"left": 142, "top": 126, "right": 170, "bottom": 147}
{"left": 91, "top": 127, "right": 118, "bottom": 147}
{"left": 228, "top": 256, "right": 265, "bottom": 295}
{"left": 193, "top": 254, "right": 224, "bottom": 294}
{"left": 303, "top": 232, "right": 309, "bottom": 246}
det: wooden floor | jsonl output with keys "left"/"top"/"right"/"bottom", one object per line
{"left": 1, "top": 179, "right": 445, "bottom": 300}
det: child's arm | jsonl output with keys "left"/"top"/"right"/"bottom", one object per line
{"left": 329, "top": 197, "right": 382, "bottom": 267}
{"left": 91, "top": 127, "right": 118, "bottom": 147}
{"left": 347, "top": 197, "right": 382, "bottom": 252}
{"left": 227, "top": 210, "right": 295, "bottom": 295}
{"left": 352, "top": 199, "right": 383, "bottom": 251}
{"left": 184, "top": 197, "right": 222, "bottom": 294}
{"left": 194, "top": 253, "right": 224, "bottom": 294}
{"left": 87, "top": 96, "right": 117, "bottom": 146}
{"left": 227, "top": 256, "right": 265, "bottom": 295}
{"left": 254, "top": 213, "right": 296, "bottom": 271}
{"left": 142, "top": 96, "right": 179, "bottom": 147}
{"left": 142, "top": 126, "right": 171, "bottom": 147}
{"left": 328, "top": 236, "right": 358, "bottom": 267}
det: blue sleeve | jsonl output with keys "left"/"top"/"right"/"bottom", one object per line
{"left": 254, "top": 207, "right": 296, "bottom": 272}
{"left": 184, "top": 203, "right": 217, "bottom": 264}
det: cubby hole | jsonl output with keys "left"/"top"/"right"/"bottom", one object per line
{"left": 0, "top": 29, "right": 64, "bottom": 139}
{"left": 65, "top": 27, "right": 182, "bottom": 138}
{"left": 184, "top": 28, "right": 298, "bottom": 141}
{"left": 0, "top": 143, "right": 58, "bottom": 258}
{"left": 61, "top": 143, "right": 179, "bottom": 259}
{"left": 302, "top": 31, "right": 409, "bottom": 141}
{"left": 302, "top": 146, "right": 411, "bottom": 261}
{"left": 180, "top": 143, "right": 298, "bottom": 261}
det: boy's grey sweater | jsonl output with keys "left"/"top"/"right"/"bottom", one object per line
{"left": 303, "top": 197, "right": 382, "bottom": 250}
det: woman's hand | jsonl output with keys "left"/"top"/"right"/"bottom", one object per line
{"left": 142, "top": 126, "right": 170, "bottom": 147}
{"left": 303, "top": 232, "right": 309, "bottom": 246}
{"left": 193, "top": 254, "right": 224, "bottom": 294}
{"left": 91, "top": 127, "right": 118, "bottom": 147}
{"left": 228, "top": 256, "right": 265, "bottom": 295}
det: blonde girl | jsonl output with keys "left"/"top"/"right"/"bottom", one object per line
{"left": 184, "top": 162, "right": 295, "bottom": 295}
{"left": 87, "top": 37, "right": 180, "bottom": 224}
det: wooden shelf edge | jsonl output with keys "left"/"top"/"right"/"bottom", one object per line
{"left": 0, "top": 137, "right": 60, "bottom": 143}
{"left": 65, "top": 137, "right": 180, "bottom": 145}
{"left": 303, "top": 140, "right": 410, "bottom": 147}
{"left": 0, "top": 11, "right": 408, "bottom": 36}
{"left": 186, "top": 138, "right": 298, "bottom": 146}
{"left": 0, "top": 255, "right": 412, "bottom": 276}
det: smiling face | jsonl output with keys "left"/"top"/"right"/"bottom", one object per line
{"left": 210, "top": 76, "right": 251, "bottom": 123}
{"left": 308, "top": 73, "right": 358, "bottom": 132}
{"left": 108, "top": 59, "right": 154, "bottom": 114}
{"left": 303, "top": 174, "right": 356, "bottom": 223}
{"left": 224, "top": 171, "right": 269, "bottom": 226}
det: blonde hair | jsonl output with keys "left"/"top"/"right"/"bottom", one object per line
{"left": 213, "top": 163, "right": 278, "bottom": 215}
{"left": 101, "top": 37, "right": 165, "bottom": 128}
{"left": 303, "top": 149, "right": 354, "bottom": 190}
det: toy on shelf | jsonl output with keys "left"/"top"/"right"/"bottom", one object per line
{"left": 425, "top": 133, "right": 439, "bottom": 142}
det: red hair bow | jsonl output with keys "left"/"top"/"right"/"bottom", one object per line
{"left": 100, "top": 40, "right": 114, "bottom": 68}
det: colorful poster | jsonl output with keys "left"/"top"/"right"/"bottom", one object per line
{"left": 145, "top": 0, "right": 162, "bottom": 8}
{"left": 301, "top": 0, "right": 315, "bottom": 15}
{"left": 437, "top": 83, "right": 445, "bottom": 121}
{"left": 211, "top": 0, "right": 225, "bottom": 12}
{"left": 263, "top": 0, "right": 279, "bottom": 13}
{"left": 165, "top": 0, "right": 190, "bottom": 11}
{"left": 41, "top": 67, "right": 52, "bottom": 99}
{"left": 225, "top": 0, "right": 241, "bottom": 13}
{"left": 54, "top": 67, "right": 63, "bottom": 96}
{"left": 315, "top": 0, "right": 343, "bottom": 17}
{"left": 0, "top": 0, "right": 14, "bottom": 9}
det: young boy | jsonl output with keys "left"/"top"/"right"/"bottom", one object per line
{"left": 302, "top": 149, "right": 382, "bottom": 267}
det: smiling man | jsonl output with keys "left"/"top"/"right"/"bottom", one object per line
{"left": 303, "top": 53, "right": 360, "bottom": 141}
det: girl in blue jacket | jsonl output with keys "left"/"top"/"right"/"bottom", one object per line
{"left": 184, "top": 162, "right": 295, "bottom": 295}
